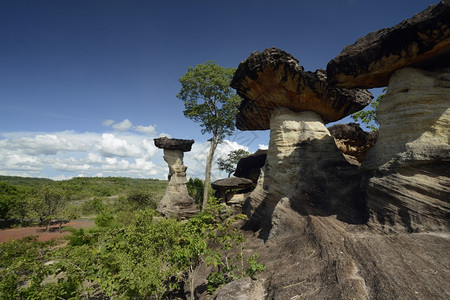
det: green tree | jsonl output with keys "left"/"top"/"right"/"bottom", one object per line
{"left": 32, "top": 184, "right": 66, "bottom": 232}
{"left": 351, "top": 88, "right": 386, "bottom": 132}
{"left": 178, "top": 61, "right": 241, "bottom": 210}
{"left": 0, "top": 182, "right": 18, "bottom": 219}
{"left": 217, "top": 149, "right": 250, "bottom": 177}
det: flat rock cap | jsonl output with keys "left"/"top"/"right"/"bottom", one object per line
{"left": 211, "top": 177, "right": 254, "bottom": 191}
{"left": 327, "top": 1, "right": 450, "bottom": 88}
{"left": 231, "top": 48, "right": 372, "bottom": 130}
{"left": 153, "top": 137, "right": 195, "bottom": 152}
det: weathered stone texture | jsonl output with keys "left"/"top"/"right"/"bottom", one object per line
{"left": 244, "top": 109, "right": 365, "bottom": 239}
{"left": 327, "top": 1, "right": 450, "bottom": 88}
{"left": 154, "top": 137, "right": 194, "bottom": 152}
{"left": 361, "top": 67, "right": 450, "bottom": 232}
{"left": 328, "top": 123, "right": 378, "bottom": 164}
{"left": 231, "top": 48, "right": 372, "bottom": 130}
{"left": 154, "top": 138, "right": 198, "bottom": 218}
{"left": 233, "top": 149, "right": 267, "bottom": 183}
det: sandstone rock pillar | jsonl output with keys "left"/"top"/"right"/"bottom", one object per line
{"left": 326, "top": 1, "right": 450, "bottom": 232}
{"left": 154, "top": 137, "right": 199, "bottom": 218}
{"left": 361, "top": 67, "right": 450, "bottom": 232}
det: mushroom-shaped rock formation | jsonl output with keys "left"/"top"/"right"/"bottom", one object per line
{"left": 328, "top": 123, "right": 378, "bottom": 165}
{"left": 233, "top": 149, "right": 267, "bottom": 183}
{"left": 211, "top": 177, "right": 254, "bottom": 204}
{"left": 231, "top": 48, "right": 373, "bottom": 239}
{"left": 327, "top": 2, "right": 450, "bottom": 233}
{"left": 154, "top": 137, "right": 198, "bottom": 218}
{"left": 232, "top": 48, "right": 372, "bottom": 130}
{"left": 327, "top": 1, "right": 450, "bottom": 88}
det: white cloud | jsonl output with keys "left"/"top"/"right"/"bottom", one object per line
{"left": 135, "top": 124, "right": 156, "bottom": 135}
{"left": 2, "top": 133, "right": 87, "bottom": 155}
{"left": 112, "top": 119, "right": 133, "bottom": 131}
{"left": 0, "top": 127, "right": 250, "bottom": 180}
{"left": 258, "top": 144, "right": 269, "bottom": 150}
{"left": 102, "top": 119, "right": 115, "bottom": 126}
{"left": 98, "top": 133, "right": 141, "bottom": 158}
{"left": 184, "top": 139, "right": 249, "bottom": 181}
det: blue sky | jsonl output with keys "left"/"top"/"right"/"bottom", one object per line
{"left": 0, "top": 0, "right": 438, "bottom": 180}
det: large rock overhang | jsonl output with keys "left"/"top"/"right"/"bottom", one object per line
{"left": 327, "top": 1, "right": 450, "bottom": 88}
{"left": 231, "top": 48, "right": 372, "bottom": 130}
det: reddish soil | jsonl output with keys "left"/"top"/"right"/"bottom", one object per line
{"left": 0, "top": 220, "right": 95, "bottom": 243}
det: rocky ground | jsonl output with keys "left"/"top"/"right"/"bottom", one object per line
{"left": 205, "top": 215, "right": 450, "bottom": 300}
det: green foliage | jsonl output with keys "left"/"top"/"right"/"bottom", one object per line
{"left": 217, "top": 149, "right": 250, "bottom": 177}
{"left": 0, "top": 203, "right": 265, "bottom": 299}
{"left": 246, "top": 254, "right": 266, "bottom": 279}
{"left": 187, "top": 178, "right": 205, "bottom": 205}
{"left": 81, "top": 197, "right": 105, "bottom": 215}
{"left": 0, "top": 182, "right": 19, "bottom": 219}
{"left": 125, "top": 189, "right": 158, "bottom": 210}
{"left": 177, "top": 60, "right": 241, "bottom": 141}
{"left": 32, "top": 184, "right": 66, "bottom": 232}
{"left": 351, "top": 88, "right": 385, "bottom": 132}
{"left": 94, "top": 210, "right": 117, "bottom": 228}
{"left": 0, "top": 236, "right": 58, "bottom": 299}
{"left": 178, "top": 60, "right": 242, "bottom": 210}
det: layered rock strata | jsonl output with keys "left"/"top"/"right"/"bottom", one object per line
{"left": 246, "top": 109, "right": 365, "bottom": 239}
{"left": 361, "top": 67, "right": 450, "bottom": 232}
{"left": 327, "top": 1, "right": 450, "bottom": 233}
{"left": 153, "top": 137, "right": 198, "bottom": 218}
{"left": 231, "top": 48, "right": 372, "bottom": 238}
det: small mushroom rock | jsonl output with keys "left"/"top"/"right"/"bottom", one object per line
{"left": 231, "top": 48, "right": 372, "bottom": 239}
{"left": 154, "top": 137, "right": 198, "bottom": 218}
{"left": 211, "top": 177, "right": 253, "bottom": 203}
{"left": 327, "top": 1, "right": 450, "bottom": 88}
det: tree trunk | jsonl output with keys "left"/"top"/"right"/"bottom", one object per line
{"left": 202, "top": 137, "right": 218, "bottom": 210}
{"left": 46, "top": 221, "right": 51, "bottom": 232}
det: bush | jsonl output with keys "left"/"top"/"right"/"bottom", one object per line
{"left": 187, "top": 178, "right": 204, "bottom": 205}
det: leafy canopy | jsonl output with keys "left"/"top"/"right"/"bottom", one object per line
{"left": 217, "top": 149, "right": 250, "bottom": 177}
{"left": 351, "top": 88, "right": 385, "bottom": 132}
{"left": 177, "top": 60, "right": 241, "bottom": 142}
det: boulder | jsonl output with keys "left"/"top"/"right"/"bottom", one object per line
{"left": 154, "top": 137, "right": 198, "bottom": 218}
{"left": 230, "top": 48, "right": 371, "bottom": 239}
{"left": 361, "top": 67, "right": 450, "bottom": 232}
{"left": 215, "top": 277, "right": 265, "bottom": 300}
{"left": 327, "top": 1, "right": 450, "bottom": 88}
{"left": 233, "top": 149, "right": 267, "bottom": 183}
{"left": 328, "top": 123, "right": 378, "bottom": 164}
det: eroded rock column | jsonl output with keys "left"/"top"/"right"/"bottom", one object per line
{"left": 246, "top": 108, "right": 365, "bottom": 239}
{"left": 231, "top": 48, "right": 372, "bottom": 239}
{"left": 154, "top": 137, "right": 199, "bottom": 218}
{"left": 361, "top": 67, "right": 450, "bottom": 232}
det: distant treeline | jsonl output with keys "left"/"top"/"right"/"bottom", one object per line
{"left": 0, "top": 176, "right": 168, "bottom": 228}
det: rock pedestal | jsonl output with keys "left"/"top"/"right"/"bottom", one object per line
{"left": 245, "top": 108, "right": 365, "bottom": 239}
{"left": 154, "top": 137, "right": 198, "bottom": 218}
{"left": 361, "top": 67, "right": 450, "bottom": 232}
{"left": 231, "top": 48, "right": 372, "bottom": 239}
